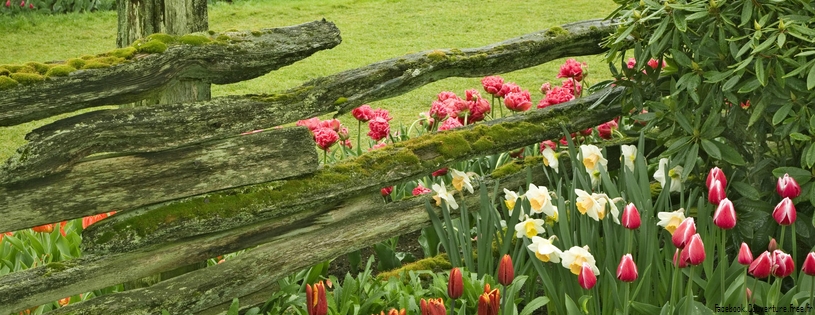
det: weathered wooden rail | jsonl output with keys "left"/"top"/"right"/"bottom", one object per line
{"left": 0, "top": 18, "right": 619, "bottom": 315}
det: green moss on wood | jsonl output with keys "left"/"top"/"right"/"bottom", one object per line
{"left": 376, "top": 254, "right": 451, "bottom": 281}
{"left": 0, "top": 76, "right": 19, "bottom": 89}
{"left": 471, "top": 136, "right": 494, "bottom": 152}
{"left": 333, "top": 97, "right": 348, "bottom": 105}
{"left": 82, "top": 62, "right": 111, "bottom": 70}
{"left": 146, "top": 33, "right": 177, "bottom": 44}
{"left": 109, "top": 47, "right": 137, "bottom": 59}
{"left": 10, "top": 73, "right": 45, "bottom": 85}
{"left": 80, "top": 55, "right": 95, "bottom": 60}
{"left": 215, "top": 34, "right": 230, "bottom": 42}
{"left": 14, "top": 65, "right": 38, "bottom": 74}
{"left": 178, "top": 34, "right": 212, "bottom": 46}
{"left": 45, "top": 65, "right": 76, "bottom": 77}
{"left": 546, "top": 26, "right": 570, "bottom": 37}
{"left": 25, "top": 62, "right": 50, "bottom": 75}
{"left": 491, "top": 160, "right": 523, "bottom": 179}
{"left": 250, "top": 30, "right": 262, "bottom": 37}
{"left": 0, "top": 64, "right": 22, "bottom": 72}
{"left": 0, "top": 67, "right": 9, "bottom": 76}
{"left": 67, "top": 58, "right": 86, "bottom": 69}
{"left": 136, "top": 40, "right": 168, "bottom": 54}
{"left": 426, "top": 50, "right": 447, "bottom": 61}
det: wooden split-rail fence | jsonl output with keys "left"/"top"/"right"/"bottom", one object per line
{"left": 0, "top": 18, "right": 624, "bottom": 314}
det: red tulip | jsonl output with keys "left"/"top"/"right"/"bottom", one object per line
{"left": 681, "top": 234, "right": 706, "bottom": 265}
{"left": 31, "top": 223, "right": 54, "bottom": 233}
{"left": 621, "top": 203, "right": 641, "bottom": 230}
{"left": 431, "top": 168, "right": 448, "bottom": 177}
{"left": 777, "top": 173, "right": 801, "bottom": 199}
{"left": 448, "top": 268, "right": 463, "bottom": 299}
{"left": 672, "top": 218, "right": 696, "bottom": 249}
{"left": 712, "top": 198, "right": 736, "bottom": 229}
{"left": 498, "top": 254, "right": 514, "bottom": 286}
{"left": 381, "top": 309, "right": 406, "bottom": 315}
{"left": 706, "top": 167, "right": 727, "bottom": 190}
{"left": 580, "top": 127, "right": 593, "bottom": 136}
{"left": 478, "top": 284, "right": 501, "bottom": 315}
{"left": 802, "top": 252, "right": 815, "bottom": 276}
{"left": 708, "top": 179, "right": 726, "bottom": 205}
{"left": 597, "top": 123, "right": 613, "bottom": 140}
{"left": 578, "top": 262, "right": 598, "bottom": 289}
{"left": 749, "top": 251, "right": 773, "bottom": 278}
{"left": 772, "top": 250, "right": 794, "bottom": 278}
{"left": 420, "top": 298, "right": 445, "bottom": 315}
{"left": 772, "top": 197, "right": 796, "bottom": 226}
{"left": 305, "top": 281, "right": 327, "bottom": 315}
{"left": 617, "top": 254, "right": 638, "bottom": 282}
{"left": 380, "top": 186, "right": 394, "bottom": 196}
{"left": 738, "top": 242, "right": 753, "bottom": 265}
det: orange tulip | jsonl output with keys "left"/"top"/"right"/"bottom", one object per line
{"left": 420, "top": 298, "right": 445, "bottom": 315}
{"left": 31, "top": 223, "right": 54, "bottom": 233}
{"left": 306, "top": 281, "right": 327, "bottom": 315}
{"left": 498, "top": 254, "right": 514, "bottom": 286}
{"left": 378, "top": 309, "right": 406, "bottom": 315}
{"left": 478, "top": 284, "right": 501, "bottom": 315}
{"left": 448, "top": 268, "right": 463, "bottom": 299}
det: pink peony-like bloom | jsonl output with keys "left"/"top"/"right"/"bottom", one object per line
{"left": 429, "top": 100, "right": 454, "bottom": 121}
{"left": 561, "top": 78, "right": 582, "bottom": 95}
{"left": 540, "top": 140, "right": 557, "bottom": 152}
{"left": 626, "top": 58, "right": 637, "bottom": 69}
{"left": 340, "top": 139, "right": 352, "bottom": 149}
{"left": 372, "top": 108, "right": 393, "bottom": 121}
{"left": 537, "top": 86, "right": 575, "bottom": 108}
{"left": 318, "top": 119, "right": 341, "bottom": 132}
{"left": 606, "top": 119, "right": 618, "bottom": 129}
{"left": 497, "top": 82, "right": 521, "bottom": 98}
{"left": 540, "top": 82, "right": 552, "bottom": 95}
{"left": 559, "top": 136, "right": 569, "bottom": 147}
{"left": 481, "top": 76, "right": 504, "bottom": 95}
{"left": 352, "top": 105, "right": 374, "bottom": 122}
{"left": 369, "top": 143, "right": 387, "bottom": 151}
{"left": 468, "top": 98, "right": 491, "bottom": 123}
{"left": 313, "top": 127, "right": 339, "bottom": 151}
{"left": 438, "top": 91, "right": 460, "bottom": 102}
{"left": 465, "top": 89, "right": 482, "bottom": 102}
{"left": 597, "top": 123, "right": 612, "bottom": 140}
{"left": 504, "top": 91, "right": 532, "bottom": 112}
{"left": 413, "top": 185, "right": 432, "bottom": 196}
{"left": 367, "top": 117, "right": 390, "bottom": 141}
{"left": 432, "top": 168, "right": 448, "bottom": 177}
{"left": 579, "top": 128, "right": 593, "bottom": 136}
{"left": 557, "top": 59, "right": 585, "bottom": 81}
{"left": 296, "top": 117, "right": 322, "bottom": 131}
{"left": 438, "top": 117, "right": 463, "bottom": 131}
{"left": 381, "top": 186, "right": 394, "bottom": 196}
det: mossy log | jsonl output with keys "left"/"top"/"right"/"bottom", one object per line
{"left": 0, "top": 132, "right": 635, "bottom": 315}
{"left": 0, "top": 19, "right": 342, "bottom": 127}
{"left": 82, "top": 87, "right": 624, "bottom": 255}
{"left": 0, "top": 127, "right": 317, "bottom": 232}
{"left": 0, "top": 19, "right": 613, "bottom": 185}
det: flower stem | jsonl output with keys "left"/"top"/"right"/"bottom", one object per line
{"left": 720, "top": 229, "right": 726, "bottom": 304}
{"left": 670, "top": 249, "right": 680, "bottom": 311}
{"left": 501, "top": 285, "right": 506, "bottom": 315}
{"left": 450, "top": 298, "right": 456, "bottom": 315}
{"left": 809, "top": 276, "right": 815, "bottom": 311}
{"left": 356, "top": 120, "right": 362, "bottom": 156}
{"left": 742, "top": 269, "right": 749, "bottom": 315}
{"left": 323, "top": 149, "right": 327, "bottom": 165}
{"left": 779, "top": 225, "right": 786, "bottom": 250}
{"left": 792, "top": 224, "right": 798, "bottom": 283}
{"left": 686, "top": 265, "right": 694, "bottom": 313}
{"left": 623, "top": 282, "right": 630, "bottom": 315}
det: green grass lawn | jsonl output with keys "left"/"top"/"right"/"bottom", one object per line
{"left": 0, "top": 0, "right": 618, "bottom": 162}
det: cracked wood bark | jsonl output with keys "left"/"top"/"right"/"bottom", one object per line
{"left": 0, "top": 125, "right": 634, "bottom": 315}
{"left": 0, "top": 19, "right": 341, "bottom": 127}
{"left": 82, "top": 87, "right": 624, "bottom": 255}
{"left": 0, "top": 127, "right": 317, "bottom": 232}
{"left": 118, "top": 0, "right": 211, "bottom": 106}
{"left": 0, "top": 146, "right": 564, "bottom": 315}
{"left": 0, "top": 19, "right": 612, "bottom": 185}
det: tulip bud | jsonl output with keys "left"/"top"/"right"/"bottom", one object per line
{"left": 420, "top": 298, "right": 445, "bottom": 315}
{"left": 5, "top": 0, "right": 10, "bottom": 7}
{"left": 772, "top": 250, "right": 794, "bottom": 278}
{"left": 31, "top": 223, "right": 54, "bottom": 233}
{"left": 712, "top": 198, "right": 736, "bottom": 229}
{"left": 380, "top": 186, "right": 394, "bottom": 197}
{"left": 707, "top": 179, "right": 726, "bottom": 205}
{"left": 617, "top": 254, "right": 638, "bottom": 282}
{"left": 684, "top": 234, "right": 706, "bottom": 265}
{"left": 738, "top": 242, "right": 753, "bottom": 265}
{"left": 672, "top": 218, "right": 696, "bottom": 249}
{"left": 498, "top": 254, "right": 514, "bottom": 286}
{"left": 802, "top": 252, "right": 815, "bottom": 276}
{"left": 673, "top": 249, "right": 687, "bottom": 268}
{"left": 777, "top": 173, "right": 801, "bottom": 199}
{"left": 578, "top": 262, "right": 598, "bottom": 289}
{"left": 621, "top": 203, "right": 641, "bottom": 230}
{"left": 478, "top": 285, "right": 501, "bottom": 315}
{"left": 768, "top": 238, "right": 778, "bottom": 252}
{"left": 448, "top": 268, "right": 463, "bottom": 299}
{"left": 306, "top": 281, "right": 328, "bottom": 315}
{"left": 383, "top": 309, "right": 406, "bottom": 315}
{"left": 706, "top": 167, "right": 727, "bottom": 189}
{"left": 19, "top": 0, "right": 23, "bottom": 6}
{"left": 746, "top": 287, "right": 753, "bottom": 301}
{"left": 772, "top": 197, "right": 796, "bottom": 226}
{"left": 749, "top": 251, "right": 773, "bottom": 278}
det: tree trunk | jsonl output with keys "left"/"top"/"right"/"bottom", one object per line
{"left": 117, "top": 0, "right": 211, "bottom": 105}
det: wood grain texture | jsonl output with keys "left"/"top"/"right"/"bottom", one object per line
{"left": 0, "top": 127, "right": 317, "bottom": 232}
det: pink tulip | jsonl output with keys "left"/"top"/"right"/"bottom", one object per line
{"left": 772, "top": 197, "right": 796, "bottom": 226}
{"left": 577, "top": 263, "right": 597, "bottom": 289}
{"left": 712, "top": 198, "right": 736, "bottom": 229}
{"left": 777, "top": 173, "right": 801, "bottom": 199}
{"left": 749, "top": 251, "right": 773, "bottom": 278}
{"left": 708, "top": 179, "right": 726, "bottom": 205}
{"left": 738, "top": 242, "right": 753, "bottom": 265}
{"left": 706, "top": 167, "right": 727, "bottom": 189}
{"left": 621, "top": 203, "right": 641, "bottom": 230}
{"left": 683, "top": 234, "right": 706, "bottom": 265}
{"left": 802, "top": 252, "right": 815, "bottom": 276}
{"left": 673, "top": 249, "right": 687, "bottom": 268}
{"left": 617, "top": 254, "right": 638, "bottom": 282}
{"left": 772, "top": 250, "right": 794, "bottom": 278}
{"left": 672, "top": 217, "right": 696, "bottom": 249}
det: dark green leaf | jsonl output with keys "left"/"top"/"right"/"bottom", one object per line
{"left": 683, "top": 142, "right": 698, "bottom": 178}
{"left": 740, "top": 0, "right": 753, "bottom": 26}
{"left": 808, "top": 62, "right": 815, "bottom": 90}
{"left": 714, "top": 141, "right": 746, "bottom": 165}
{"left": 738, "top": 77, "right": 762, "bottom": 93}
{"left": 731, "top": 181, "right": 760, "bottom": 200}
{"left": 755, "top": 57, "right": 766, "bottom": 86}
{"left": 790, "top": 132, "right": 810, "bottom": 141}
{"left": 703, "top": 70, "right": 734, "bottom": 83}
{"left": 722, "top": 75, "right": 741, "bottom": 91}
{"left": 673, "top": 12, "right": 687, "bottom": 32}
{"left": 675, "top": 112, "right": 694, "bottom": 134}
{"left": 649, "top": 19, "right": 670, "bottom": 45}
{"left": 753, "top": 34, "right": 777, "bottom": 54}
{"left": 772, "top": 103, "right": 792, "bottom": 125}
{"left": 665, "top": 136, "right": 692, "bottom": 155}
{"left": 701, "top": 139, "right": 722, "bottom": 160}
{"left": 671, "top": 48, "right": 693, "bottom": 68}
{"left": 777, "top": 33, "right": 786, "bottom": 48}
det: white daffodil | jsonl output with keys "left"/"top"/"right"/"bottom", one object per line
{"left": 620, "top": 145, "right": 637, "bottom": 172}
{"left": 515, "top": 215, "right": 546, "bottom": 239}
{"left": 607, "top": 196, "right": 622, "bottom": 224}
{"left": 541, "top": 147, "right": 559, "bottom": 173}
{"left": 527, "top": 235, "right": 562, "bottom": 263}
{"left": 656, "top": 208, "right": 686, "bottom": 234}
{"left": 654, "top": 158, "right": 684, "bottom": 192}
{"left": 561, "top": 245, "right": 600, "bottom": 275}
{"left": 575, "top": 189, "right": 607, "bottom": 221}
{"left": 580, "top": 144, "right": 608, "bottom": 174}
{"left": 525, "top": 183, "right": 558, "bottom": 221}
{"left": 503, "top": 188, "right": 522, "bottom": 214}
{"left": 450, "top": 168, "right": 474, "bottom": 194}
{"left": 431, "top": 180, "right": 458, "bottom": 209}
{"left": 590, "top": 169, "right": 601, "bottom": 188}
